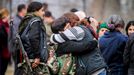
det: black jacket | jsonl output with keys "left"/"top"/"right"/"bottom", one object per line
{"left": 56, "top": 25, "right": 106, "bottom": 75}
{"left": 19, "top": 14, "right": 48, "bottom": 62}
{"left": 0, "top": 24, "right": 7, "bottom": 50}
{"left": 124, "top": 33, "right": 134, "bottom": 69}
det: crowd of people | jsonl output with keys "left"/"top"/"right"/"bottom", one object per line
{"left": 0, "top": 1, "right": 134, "bottom": 75}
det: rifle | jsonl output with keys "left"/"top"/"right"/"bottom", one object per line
{"left": 16, "top": 34, "right": 33, "bottom": 74}
{"left": 15, "top": 17, "right": 51, "bottom": 75}
{"left": 10, "top": 20, "right": 33, "bottom": 75}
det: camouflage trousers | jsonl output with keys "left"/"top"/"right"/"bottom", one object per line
{"left": 15, "top": 60, "right": 50, "bottom": 75}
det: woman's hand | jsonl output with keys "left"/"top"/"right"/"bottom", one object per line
{"left": 32, "top": 58, "right": 40, "bottom": 68}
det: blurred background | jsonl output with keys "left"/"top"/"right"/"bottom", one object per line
{"left": 1, "top": 0, "right": 134, "bottom": 22}
{"left": 0, "top": 0, "right": 134, "bottom": 75}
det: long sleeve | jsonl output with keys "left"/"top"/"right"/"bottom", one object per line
{"left": 123, "top": 40, "right": 131, "bottom": 66}
{"left": 55, "top": 26, "right": 98, "bottom": 55}
{"left": 123, "top": 35, "right": 134, "bottom": 66}
{"left": 56, "top": 40, "right": 98, "bottom": 55}
{"left": 50, "top": 26, "right": 85, "bottom": 44}
{"left": 0, "top": 24, "right": 8, "bottom": 47}
{"left": 29, "top": 21, "right": 40, "bottom": 58}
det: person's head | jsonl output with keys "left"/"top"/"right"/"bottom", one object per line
{"left": 107, "top": 15, "right": 125, "bottom": 32}
{"left": 27, "top": 2, "right": 44, "bottom": 19}
{"left": 74, "top": 10, "right": 86, "bottom": 21}
{"left": 44, "top": 11, "right": 52, "bottom": 17}
{"left": 51, "top": 16, "right": 69, "bottom": 33}
{"left": 63, "top": 12, "right": 79, "bottom": 27}
{"left": 0, "top": 8, "right": 9, "bottom": 22}
{"left": 44, "top": 11, "right": 54, "bottom": 24}
{"left": 70, "top": 8, "right": 78, "bottom": 13}
{"left": 43, "top": 3, "right": 48, "bottom": 11}
{"left": 97, "top": 22, "right": 109, "bottom": 37}
{"left": 125, "top": 21, "right": 134, "bottom": 36}
{"left": 17, "top": 4, "right": 27, "bottom": 16}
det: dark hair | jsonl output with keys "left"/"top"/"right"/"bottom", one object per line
{"left": 17, "top": 4, "right": 26, "bottom": 12}
{"left": 43, "top": 3, "right": 48, "bottom": 11}
{"left": 44, "top": 11, "right": 52, "bottom": 17}
{"left": 51, "top": 16, "right": 69, "bottom": 33}
{"left": 70, "top": 8, "right": 78, "bottom": 12}
{"left": 125, "top": 21, "right": 134, "bottom": 35}
{"left": 27, "top": 2, "right": 43, "bottom": 13}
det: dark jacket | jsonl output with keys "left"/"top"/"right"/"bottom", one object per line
{"left": 19, "top": 14, "right": 48, "bottom": 62}
{"left": 56, "top": 25, "right": 106, "bottom": 75}
{"left": 124, "top": 33, "right": 134, "bottom": 69}
{"left": 0, "top": 19, "right": 10, "bottom": 59}
{"left": 99, "top": 31, "right": 127, "bottom": 73}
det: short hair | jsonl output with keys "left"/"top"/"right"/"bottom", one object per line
{"left": 44, "top": 11, "right": 52, "bottom": 17}
{"left": 125, "top": 21, "right": 134, "bottom": 35}
{"left": 70, "top": 8, "right": 78, "bottom": 12}
{"left": 27, "top": 2, "right": 43, "bottom": 13}
{"left": 51, "top": 16, "right": 69, "bottom": 33}
{"left": 0, "top": 8, "right": 9, "bottom": 19}
{"left": 17, "top": 4, "right": 26, "bottom": 12}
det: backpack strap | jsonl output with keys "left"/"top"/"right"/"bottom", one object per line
{"left": 21, "top": 17, "right": 41, "bottom": 37}
{"left": 19, "top": 17, "right": 41, "bottom": 63}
